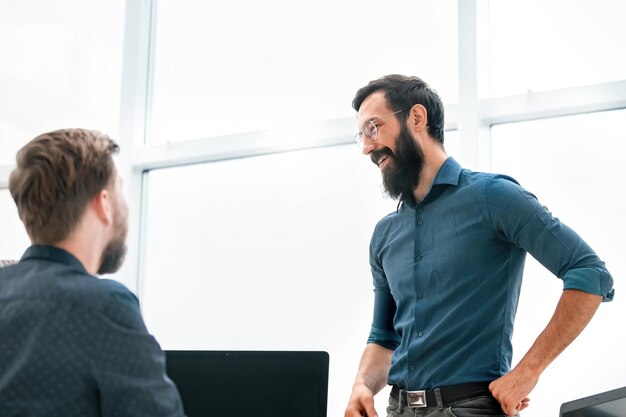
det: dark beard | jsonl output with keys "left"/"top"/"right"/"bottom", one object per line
{"left": 97, "top": 202, "right": 128, "bottom": 275}
{"left": 378, "top": 124, "right": 424, "bottom": 201}
{"left": 97, "top": 238, "right": 127, "bottom": 275}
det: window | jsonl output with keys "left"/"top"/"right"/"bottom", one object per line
{"left": 486, "top": 0, "right": 626, "bottom": 97}
{"left": 149, "top": 0, "right": 458, "bottom": 143}
{"left": 491, "top": 109, "right": 626, "bottom": 412}
{"left": 141, "top": 144, "right": 398, "bottom": 413}
{"left": 0, "top": 0, "right": 126, "bottom": 164}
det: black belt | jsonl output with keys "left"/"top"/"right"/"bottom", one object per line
{"left": 391, "top": 381, "right": 492, "bottom": 408}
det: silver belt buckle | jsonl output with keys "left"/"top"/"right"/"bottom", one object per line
{"left": 407, "top": 390, "right": 427, "bottom": 408}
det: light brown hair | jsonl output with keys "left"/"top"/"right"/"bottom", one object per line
{"left": 9, "top": 128, "right": 119, "bottom": 244}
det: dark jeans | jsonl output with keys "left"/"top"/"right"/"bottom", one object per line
{"left": 386, "top": 393, "right": 519, "bottom": 417}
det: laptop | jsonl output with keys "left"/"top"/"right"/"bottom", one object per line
{"left": 165, "top": 350, "right": 329, "bottom": 417}
{"left": 559, "top": 386, "right": 626, "bottom": 417}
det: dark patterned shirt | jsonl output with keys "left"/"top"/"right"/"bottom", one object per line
{"left": 0, "top": 245, "right": 185, "bottom": 417}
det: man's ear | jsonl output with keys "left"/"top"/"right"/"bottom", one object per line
{"left": 409, "top": 104, "right": 428, "bottom": 131}
{"left": 92, "top": 189, "right": 113, "bottom": 226}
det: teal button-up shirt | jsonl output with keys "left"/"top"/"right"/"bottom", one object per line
{"left": 368, "top": 157, "right": 614, "bottom": 390}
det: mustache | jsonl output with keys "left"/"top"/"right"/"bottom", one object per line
{"left": 370, "top": 147, "right": 394, "bottom": 166}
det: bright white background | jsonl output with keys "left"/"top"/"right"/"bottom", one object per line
{"left": 149, "top": 0, "right": 458, "bottom": 142}
{"left": 1, "top": 1, "right": 625, "bottom": 416}
{"left": 0, "top": 0, "right": 125, "bottom": 165}
{"left": 491, "top": 110, "right": 626, "bottom": 414}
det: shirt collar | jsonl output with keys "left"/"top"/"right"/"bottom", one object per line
{"left": 432, "top": 156, "right": 463, "bottom": 187}
{"left": 401, "top": 156, "right": 463, "bottom": 209}
{"left": 21, "top": 245, "right": 88, "bottom": 273}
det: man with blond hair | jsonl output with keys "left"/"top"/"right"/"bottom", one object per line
{"left": 0, "top": 129, "right": 185, "bottom": 417}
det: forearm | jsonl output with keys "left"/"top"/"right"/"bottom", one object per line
{"left": 490, "top": 289, "right": 603, "bottom": 415}
{"left": 345, "top": 344, "right": 393, "bottom": 417}
{"left": 353, "top": 343, "right": 394, "bottom": 394}
{"left": 515, "top": 289, "right": 602, "bottom": 375}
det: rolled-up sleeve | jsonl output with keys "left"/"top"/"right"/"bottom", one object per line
{"left": 562, "top": 267, "right": 614, "bottom": 301}
{"left": 485, "top": 176, "right": 615, "bottom": 302}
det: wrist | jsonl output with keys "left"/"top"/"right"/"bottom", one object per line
{"left": 512, "top": 358, "right": 545, "bottom": 379}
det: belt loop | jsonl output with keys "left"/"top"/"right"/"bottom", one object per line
{"left": 434, "top": 388, "right": 443, "bottom": 410}
{"left": 397, "top": 389, "right": 404, "bottom": 414}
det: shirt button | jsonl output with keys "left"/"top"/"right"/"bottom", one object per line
{"left": 415, "top": 256, "right": 421, "bottom": 261}
{"left": 417, "top": 220, "right": 423, "bottom": 226}
{"left": 418, "top": 332, "right": 424, "bottom": 337}
{"left": 410, "top": 364, "right": 416, "bottom": 370}
{"left": 417, "top": 293, "right": 423, "bottom": 299}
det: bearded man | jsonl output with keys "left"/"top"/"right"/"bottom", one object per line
{"left": 344, "top": 75, "right": 614, "bottom": 417}
{"left": 0, "top": 129, "right": 185, "bottom": 417}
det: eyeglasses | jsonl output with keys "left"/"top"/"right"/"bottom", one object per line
{"left": 354, "top": 108, "right": 409, "bottom": 147}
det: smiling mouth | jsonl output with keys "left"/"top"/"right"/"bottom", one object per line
{"left": 371, "top": 149, "right": 394, "bottom": 170}
{"left": 377, "top": 154, "right": 388, "bottom": 168}
{"left": 373, "top": 153, "right": 391, "bottom": 170}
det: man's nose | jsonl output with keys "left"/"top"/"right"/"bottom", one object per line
{"left": 361, "top": 137, "right": 376, "bottom": 155}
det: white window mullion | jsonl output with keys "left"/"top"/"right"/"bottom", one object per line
{"left": 458, "top": 0, "right": 492, "bottom": 171}
{"left": 481, "top": 80, "right": 626, "bottom": 126}
{"left": 118, "top": 0, "right": 157, "bottom": 296}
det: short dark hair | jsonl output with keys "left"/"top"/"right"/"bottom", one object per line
{"left": 9, "top": 128, "right": 120, "bottom": 244}
{"left": 352, "top": 74, "right": 445, "bottom": 144}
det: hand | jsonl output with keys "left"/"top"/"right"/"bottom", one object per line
{"left": 489, "top": 368, "right": 537, "bottom": 416}
{"left": 345, "top": 383, "right": 378, "bottom": 417}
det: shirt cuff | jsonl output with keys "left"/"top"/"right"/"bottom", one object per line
{"left": 368, "top": 324, "right": 400, "bottom": 350}
{"left": 562, "top": 267, "right": 615, "bottom": 302}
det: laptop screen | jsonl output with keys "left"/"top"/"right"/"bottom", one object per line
{"left": 165, "top": 350, "right": 329, "bottom": 417}
{"left": 559, "top": 386, "right": 626, "bottom": 417}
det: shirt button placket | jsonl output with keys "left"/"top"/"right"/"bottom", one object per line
{"left": 411, "top": 204, "right": 425, "bottom": 382}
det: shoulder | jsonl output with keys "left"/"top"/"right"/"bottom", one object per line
{"left": 482, "top": 173, "right": 539, "bottom": 210}
{"left": 48, "top": 270, "right": 141, "bottom": 322}
{"left": 375, "top": 209, "right": 401, "bottom": 228}
{"left": 1, "top": 259, "right": 145, "bottom": 330}
{"left": 51, "top": 277, "right": 149, "bottom": 336}
{"left": 458, "top": 168, "right": 520, "bottom": 190}
{"left": 49, "top": 270, "right": 139, "bottom": 311}
{"left": 86, "top": 278, "right": 144, "bottom": 327}
{"left": 457, "top": 168, "right": 534, "bottom": 202}
{"left": 92, "top": 278, "right": 140, "bottom": 309}
{"left": 372, "top": 205, "right": 408, "bottom": 238}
